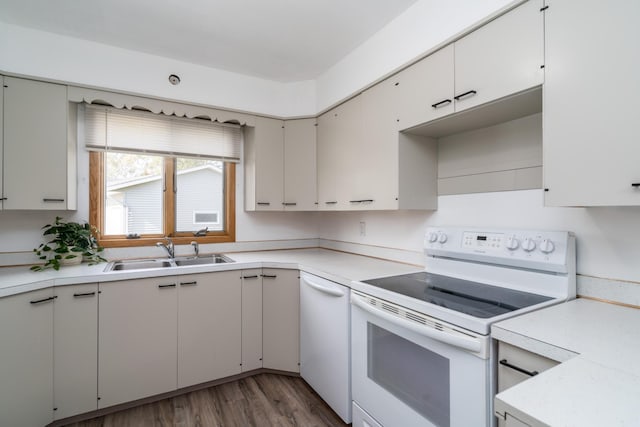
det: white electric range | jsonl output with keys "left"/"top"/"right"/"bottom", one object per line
{"left": 350, "top": 226, "right": 576, "bottom": 427}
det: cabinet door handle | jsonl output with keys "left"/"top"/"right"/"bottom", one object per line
{"left": 261, "top": 274, "right": 277, "bottom": 279}
{"left": 349, "top": 199, "right": 374, "bottom": 203}
{"left": 282, "top": 202, "right": 297, "bottom": 206}
{"left": 325, "top": 201, "right": 338, "bottom": 205}
{"left": 73, "top": 292, "right": 96, "bottom": 298}
{"left": 454, "top": 90, "right": 477, "bottom": 101}
{"left": 158, "top": 284, "right": 176, "bottom": 289}
{"left": 43, "top": 198, "right": 65, "bottom": 203}
{"left": 242, "top": 275, "right": 259, "bottom": 279}
{"left": 257, "top": 202, "right": 270, "bottom": 206}
{"left": 499, "top": 359, "right": 539, "bottom": 377}
{"left": 631, "top": 183, "right": 640, "bottom": 188}
{"left": 431, "top": 99, "right": 452, "bottom": 109}
{"left": 0, "top": 197, "right": 6, "bottom": 201}
{"left": 30, "top": 296, "right": 57, "bottom": 305}
{"left": 180, "top": 281, "right": 198, "bottom": 286}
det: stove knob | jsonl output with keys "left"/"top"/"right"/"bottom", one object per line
{"left": 522, "top": 237, "right": 536, "bottom": 252}
{"left": 427, "top": 232, "right": 438, "bottom": 243}
{"left": 438, "top": 233, "right": 448, "bottom": 244}
{"left": 540, "top": 239, "right": 555, "bottom": 254}
{"left": 505, "top": 235, "right": 520, "bottom": 251}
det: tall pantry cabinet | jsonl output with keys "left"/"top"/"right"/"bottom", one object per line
{"left": 543, "top": 0, "right": 640, "bottom": 206}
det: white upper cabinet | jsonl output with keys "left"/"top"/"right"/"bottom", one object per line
{"left": 543, "top": 0, "right": 640, "bottom": 206}
{"left": 244, "top": 116, "right": 284, "bottom": 211}
{"left": 2, "top": 77, "right": 76, "bottom": 210}
{"left": 453, "top": 0, "right": 544, "bottom": 112}
{"left": 0, "top": 77, "right": 3, "bottom": 210}
{"left": 395, "top": 45, "right": 455, "bottom": 130}
{"left": 283, "top": 118, "right": 317, "bottom": 210}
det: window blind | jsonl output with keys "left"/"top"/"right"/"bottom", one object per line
{"left": 84, "top": 104, "right": 242, "bottom": 162}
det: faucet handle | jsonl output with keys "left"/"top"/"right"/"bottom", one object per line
{"left": 190, "top": 241, "right": 199, "bottom": 257}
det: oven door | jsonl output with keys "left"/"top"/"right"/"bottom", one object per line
{"left": 351, "top": 291, "right": 492, "bottom": 427}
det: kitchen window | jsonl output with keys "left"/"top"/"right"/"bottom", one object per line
{"left": 86, "top": 104, "right": 239, "bottom": 247}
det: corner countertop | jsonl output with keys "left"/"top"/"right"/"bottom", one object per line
{"left": 492, "top": 298, "right": 640, "bottom": 426}
{"left": 0, "top": 248, "right": 423, "bottom": 298}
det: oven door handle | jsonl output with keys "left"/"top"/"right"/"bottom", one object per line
{"left": 351, "top": 294, "right": 482, "bottom": 353}
{"left": 301, "top": 273, "right": 345, "bottom": 297}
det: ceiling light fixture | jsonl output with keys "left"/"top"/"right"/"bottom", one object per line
{"left": 168, "top": 74, "right": 181, "bottom": 85}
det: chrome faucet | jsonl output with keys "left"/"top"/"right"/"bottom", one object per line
{"left": 156, "top": 237, "right": 175, "bottom": 259}
{"left": 191, "top": 241, "right": 199, "bottom": 257}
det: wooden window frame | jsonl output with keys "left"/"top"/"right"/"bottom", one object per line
{"left": 89, "top": 152, "right": 236, "bottom": 248}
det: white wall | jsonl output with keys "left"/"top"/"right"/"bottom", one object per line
{"left": 318, "top": 190, "right": 640, "bottom": 284}
{"left": 0, "top": 22, "right": 317, "bottom": 118}
{"left": 315, "top": 0, "right": 515, "bottom": 111}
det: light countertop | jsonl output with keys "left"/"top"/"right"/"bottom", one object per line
{"left": 492, "top": 298, "right": 640, "bottom": 426}
{"left": 0, "top": 248, "right": 422, "bottom": 298}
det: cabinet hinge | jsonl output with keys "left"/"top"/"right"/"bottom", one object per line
{"left": 540, "top": 5, "right": 549, "bottom": 11}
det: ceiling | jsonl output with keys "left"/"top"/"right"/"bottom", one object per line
{"left": 0, "top": 0, "right": 419, "bottom": 82}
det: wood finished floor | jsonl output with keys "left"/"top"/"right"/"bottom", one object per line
{"left": 64, "top": 374, "right": 349, "bottom": 427}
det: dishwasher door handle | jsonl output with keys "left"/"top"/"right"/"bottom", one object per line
{"left": 301, "top": 273, "right": 345, "bottom": 297}
{"left": 351, "top": 293, "right": 482, "bottom": 353}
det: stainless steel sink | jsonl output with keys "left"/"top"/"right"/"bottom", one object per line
{"left": 107, "top": 259, "right": 173, "bottom": 271}
{"left": 174, "top": 254, "right": 234, "bottom": 266}
{"left": 105, "top": 254, "right": 233, "bottom": 272}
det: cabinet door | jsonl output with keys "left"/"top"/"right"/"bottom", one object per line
{"left": 3, "top": 77, "right": 69, "bottom": 210}
{"left": 178, "top": 271, "right": 242, "bottom": 388}
{"left": 246, "top": 116, "right": 284, "bottom": 211}
{"left": 54, "top": 284, "right": 98, "bottom": 420}
{"left": 356, "top": 80, "right": 400, "bottom": 210}
{"left": 544, "top": 0, "right": 640, "bottom": 206}
{"left": 395, "top": 44, "right": 455, "bottom": 130}
{"left": 316, "top": 109, "right": 341, "bottom": 209}
{"left": 262, "top": 269, "right": 300, "bottom": 372}
{"left": 241, "top": 269, "right": 263, "bottom": 372}
{"left": 0, "top": 76, "right": 3, "bottom": 210}
{"left": 0, "top": 288, "right": 54, "bottom": 427}
{"left": 283, "top": 118, "right": 317, "bottom": 210}
{"left": 98, "top": 277, "right": 177, "bottom": 408}
{"left": 454, "top": 0, "right": 544, "bottom": 112}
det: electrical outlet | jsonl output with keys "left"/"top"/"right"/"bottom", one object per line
{"left": 359, "top": 221, "right": 366, "bottom": 236}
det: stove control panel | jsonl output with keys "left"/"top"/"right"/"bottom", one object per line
{"left": 424, "top": 227, "right": 575, "bottom": 274}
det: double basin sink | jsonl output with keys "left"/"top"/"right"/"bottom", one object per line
{"left": 106, "top": 254, "right": 234, "bottom": 272}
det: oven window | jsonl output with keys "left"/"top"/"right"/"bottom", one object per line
{"left": 367, "top": 323, "right": 450, "bottom": 427}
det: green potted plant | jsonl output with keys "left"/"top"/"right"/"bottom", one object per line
{"left": 31, "top": 216, "right": 106, "bottom": 271}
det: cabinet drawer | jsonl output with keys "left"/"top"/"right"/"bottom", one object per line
{"left": 498, "top": 341, "right": 559, "bottom": 392}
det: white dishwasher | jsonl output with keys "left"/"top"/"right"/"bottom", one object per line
{"left": 300, "top": 272, "right": 351, "bottom": 423}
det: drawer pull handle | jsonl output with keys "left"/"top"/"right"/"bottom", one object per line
{"left": 180, "top": 281, "right": 198, "bottom": 286}
{"left": 499, "top": 359, "right": 539, "bottom": 377}
{"left": 431, "top": 99, "right": 452, "bottom": 109}
{"left": 282, "top": 202, "right": 297, "bottom": 206}
{"left": 257, "top": 202, "right": 270, "bottom": 206}
{"left": 73, "top": 292, "right": 96, "bottom": 298}
{"left": 325, "top": 201, "right": 338, "bottom": 205}
{"left": 454, "top": 90, "right": 477, "bottom": 101}
{"left": 158, "top": 284, "right": 176, "bottom": 289}
{"left": 632, "top": 183, "right": 640, "bottom": 188}
{"left": 243, "top": 275, "right": 259, "bottom": 279}
{"left": 261, "top": 274, "right": 277, "bottom": 279}
{"left": 30, "top": 296, "right": 57, "bottom": 305}
{"left": 43, "top": 198, "right": 65, "bottom": 203}
{"left": 349, "top": 199, "right": 374, "bottom": 203}
{"left": 0, "top": 197, "right": 6, "bottom": 201}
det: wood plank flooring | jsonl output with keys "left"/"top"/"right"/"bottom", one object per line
{"left": 64, "top": 374, "right": 349, "bottom": 427}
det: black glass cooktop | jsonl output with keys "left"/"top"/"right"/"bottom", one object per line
{"left": 363, "top": 271, "right": 553, "bottom": 319}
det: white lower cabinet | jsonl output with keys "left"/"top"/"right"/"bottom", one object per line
{"left": 98, "top": 277, "right": 178, "bottom": 408}
{"left": 54, "top": 283, "right": 98, "bottom": 420}
{"left": 177, "top": 271, "right": 242, "bottom": 388}
{"left": 262, "top": 268, "right": 300, "bottom": 372}
{"left": 241, "top": 269, "right": 263, "bottom": 372}
{"left": 0, "top": 288, "right": 54, "bottom": 427}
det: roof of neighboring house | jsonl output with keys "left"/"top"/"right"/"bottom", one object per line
{"left": 107, "top": 164, "right": 222, "bottom": 191}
